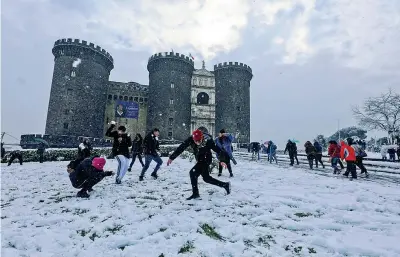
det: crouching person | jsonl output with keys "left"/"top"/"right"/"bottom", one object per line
{"left": 67, "top": 157, "right": 114, "bottom": 198}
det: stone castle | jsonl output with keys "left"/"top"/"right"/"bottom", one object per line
{"left": 44, "top": 38, "right": 253, "bottom": 143}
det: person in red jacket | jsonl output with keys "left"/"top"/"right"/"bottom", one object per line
{"left": 328, "top": 140, "right": 341, "bottom": 174}
{"left": 340, "top": 139, "right": 357, "bottom": 180}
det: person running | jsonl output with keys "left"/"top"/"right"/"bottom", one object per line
{"left": 7, "top": 150, "right": 23, "bottom": 166}
{"left": 105, "top": 121, "right": 132, "bottom": 184}
{"left": 128, "top": 133, "right": 145, "bottom": 172}
{"left": 140, "top": 128, "right": 163, "bottom": 181}
{"left": 167, "top": 129, "right": 231, "bottom": 200}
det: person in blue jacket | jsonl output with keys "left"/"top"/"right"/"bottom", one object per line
{"left": 215, "top": 129, "right": 235, "bottom": 177}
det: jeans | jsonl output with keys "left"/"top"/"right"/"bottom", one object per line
{"left": 140, "top": 154, "right": 163, "bottom": 177}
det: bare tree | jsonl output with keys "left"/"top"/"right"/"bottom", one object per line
{"left": 352, "top": 89, "right": 400, "bottom": 144}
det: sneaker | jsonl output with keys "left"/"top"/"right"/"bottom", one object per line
{"left": 127, "top": 168, "right": 131, "bottom": 172}
{"left": 151, "top": 172, "right": 158, "bottom": 179}
{"left": 77, "top": 190, "right": 90, "bottom": 198}
{"left": 224, "top": 182, "right": 231, "bottom": 195}
{"left": 186, "top": 194, "right": 201, "bottom": 200}
{"left": 229, "top": 173, "right": 233, "bottom": 178}
{"left": 115, "top": 178, "right": 121, "bottom": 184}
{"left": 218, "top": 173, "right": 222, "bottom": 177}
{"left": 139, "top": 176, "right": 144, "bottom": 181}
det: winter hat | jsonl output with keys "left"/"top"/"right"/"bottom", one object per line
{"left": 220, "top": 129, "right": 226, "bottom": 134}
{"left": 118, "top": 125, "right": 126, "bottom": 132}
{"left": 92, "top": 157, "right": 106, "bottom": 170}
{"left": 192, "top": 129, "right": 203, "bottom": 141}
{"left": 346, "top": 137, "right": 354, "bottom": 145}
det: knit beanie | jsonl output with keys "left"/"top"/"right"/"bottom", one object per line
{"left": 92, "top": 157, "right": 106, "bottom": 170}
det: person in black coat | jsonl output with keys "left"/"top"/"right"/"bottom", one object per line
{"left": 67, "top": 157, "right": 114, "bottom": 198}
{"left": 284, "top": 140, "right": 299, "bottom": 166}
{"left": 1, "top": 142, "right": 5, "bottom": 160}
{"left": 105, "top": 121, "right": 132, "bottom": 184}
{"left": 167, "top": 129, "right": 231, "bottom": 200}
{"left": 37, "top": 142, "right": 46, "bottom": 163}
{"left": 77, "top": 139, "right": 92, "bottom": 160}
{"left": 7, "top": 150, "right": 23, "bottom": 166}
{"left": 128, "top": 133, "right": 144, "bottom": 171}
{"left": 139, "top": 128, "right": 163, "bottom": 181}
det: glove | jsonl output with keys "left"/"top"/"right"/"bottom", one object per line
{"left": 104, "top": 171, "right": 114, "bottom": 176}
{"left": 167, "top": 159, "right": 173, "bottom": 166}
{"left": 109, "top": 121, "right": 116, "bottom": 125}
{"left": 220, "top": 162, "right": 227, "bottom": 168}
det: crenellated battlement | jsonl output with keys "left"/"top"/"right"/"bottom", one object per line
{"left": 214, "top": 62, "right": 252, "bottom": 75}
{"left": 148, "top": 52, "right": 194, "bottom": 66}
{"left": 53, "top": 38, "right": 114, "bottom": 69}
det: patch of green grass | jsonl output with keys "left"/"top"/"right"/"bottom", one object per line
{"left": 294, "top": 212, "right": 313, "bottom": 218}
{"left": 89, "top": 232, "right": 100, "bottom": 241}
{"left": 200, "top": 224, "right": 224, "bottom": 241}
{"left": 142, "top": 195, "right": 158, "bottom": 200}
{"left": 158, "top": 254, "right": 165, "bottom": 257}
{"left": 105, "top": 225, "right": 123, "bottom": 234}
{"left": 73, "top": 208, "right": 89, "bottom": 215}
{"left": 243, "top": 239, "right": 255, "bottom": 248}
{"left": 77, "top": 229, "right": 90, "bottom": 237}
{"left": 159, "top": 227, "right": 167, "bottom": 232}
{"left": 178, "top": 241, "right": 195, "bottom": 254}
{"left": 294, "top": 246, "right": 302, "bottom": 253}
{"left": 308, "top": 247, "right": 317, "bottom": 254}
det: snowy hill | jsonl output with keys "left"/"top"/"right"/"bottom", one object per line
{"left": 1, "top": 158, "right": 400, "bottom": 257}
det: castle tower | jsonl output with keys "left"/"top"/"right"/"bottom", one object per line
{"left": 45, "top": 38, "right": 114, "bottom": 138}
{"left": 214, "top": 62, "right": 253, "bottom": 143}
{"left": 147, "top": 52, "right": 194, "bottom": 141}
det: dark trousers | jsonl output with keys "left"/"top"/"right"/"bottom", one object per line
{"left": 219, "top": 157, "right": 233, "bottom": 175}
{"left": 190, "top": 162, "right": 225, "bottom": 195}
{"left": 8, "top": 155, "right": 23, "bottom": 165}
{"left": 289, "top": 152, "right": 299, "bottom": 165}
{"left": 78, "top": 174, "right": 105, "bottom": 191}
{"left": 389, "top": 154, "right": 396, "bottom": 162}
{"left": 338, "top": 159, "right": 345, "bottom": 169}
{"left": 38, "top": 152, "right": 44, "bottom": 163}
{"left": 344, "top": 160, "right": 357, "bottom": 178}
{"left": 355, "top": 156, "right": 367, "bottom": 173}
{"left": 140, "top": 154, "right": 163, "bottom": 176}
{"left": 129, "top": 152, "right": 144, "bottom": 168}
{"left": 307, "top": 155, "right": 314, "bottom": 169}
{"left": 315, "top": 153, "right": 325, "bottom": 168}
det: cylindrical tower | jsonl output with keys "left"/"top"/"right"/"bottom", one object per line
{"left": 147, "top": 52, "right": 194, "bottom": 141}
{"left": 214, "top": 62, "right": 253, "bottom": 143}
{"left": 45, "top": 38, "right": 114, "bottom": 138}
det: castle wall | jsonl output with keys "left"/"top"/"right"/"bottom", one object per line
{"left": 45, "top": 38, "right": 113, "bottom": 138}
{"left": 147, "top": 52, "right": 194, "bottom": 141}
{"left": 214, "top": 62, "right": 253, "bottom": 143}
{"left": 104, "top": 81, "right": 148, "bottom": 137}
{"left": 190, "top": 69, "right": 216, "bottom": 137}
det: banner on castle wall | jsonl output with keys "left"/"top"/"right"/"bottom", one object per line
{"left": 115, "top": 100, "right": 139, "bottom": 119}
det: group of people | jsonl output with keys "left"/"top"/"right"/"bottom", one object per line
{"left": 66, "top": 122, "right": 235, "bottom": 200}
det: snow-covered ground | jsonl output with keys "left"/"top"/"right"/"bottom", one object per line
{"left": 1, "top": 158, "right": 400, "bottom": 257}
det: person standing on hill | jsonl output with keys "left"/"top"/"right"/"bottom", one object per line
{"left": 167, "top": 129, "right": 231, "bottom": 200}
{"left": 328, "top": 140, "right": 341, "bottom": 174}
{"left": 284, "top": 140, "right": 299, "bottom": 166}
{"left": 128, "top": 133, "right": 145, "bottom": 172}
{"left": 340, "top": 139, "right": 357, "bottom": 180}
{"left": 105, "top": 121, "right": 132, "bottom": 184}
{"left": 268, "top": 141, "right": 278, "bottom": 164}
{"left": 215, "top": 129, "right": 235, "bottom": 177}
{"left": 304, "top": 141, "right": 316, "bottom": 169}
{"left": 313, "top": 140, "right": 325, "bottom": 168}
{"left": 140, "top": 128, "right": 163, "bottom": 181}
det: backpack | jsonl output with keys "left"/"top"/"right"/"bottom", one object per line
{"left": 315, "top": 143, "right": 322, "bottom": 152}
{"left": 359, "top": 148, "right": 367, "bottom": 157}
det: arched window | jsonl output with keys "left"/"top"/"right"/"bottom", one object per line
{"left": 197, "top": 92, "right": 209, "bottom": 105}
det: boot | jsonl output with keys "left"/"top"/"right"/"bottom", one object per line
{"left": 77, "top": 190, "right": 90, "bottom": 198}
{"left": 186, "top": 194, "right": 201, "bottom": 200}
{"left": 127, "top": 168, "right": 131, "bottom": 172}
{"left": 87, "top": 187, "right": 93, "bottom": 192}
{"left": 151, "top": 172, "right": 158, "bottom": 179}
{"left": 223, "top": 182, "right": 231, "bottom": 195}
{"left": 218, "top": 173, "right": 222, "bottom": 177}
{"left": 229, "top": 173, "right": 233, "bottom": 177}
{"left": 139, "top": 176, "right": 144, "bottom": 181}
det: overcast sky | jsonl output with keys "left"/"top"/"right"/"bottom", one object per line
{"left": 2, "top": 0, "right": 400, "bottom": 147}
